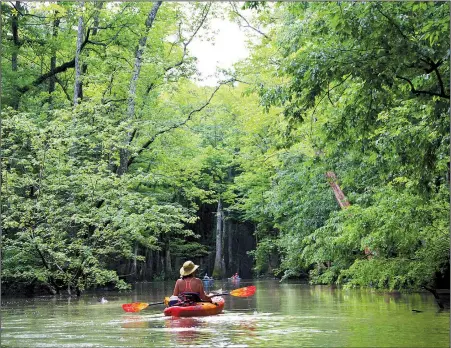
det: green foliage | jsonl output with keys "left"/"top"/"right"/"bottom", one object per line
{"left": 247, "top": 237, "right": 277, "bottom": 274}
{"left": 241, "top": 2, "right": 266, "bottom": 12}
{"left": 1, "top": 2, "right": 224, "bottom": 294}
{"left": 1, "top": 1, "right": 449, "bottom": 294}
{"left": 1, "top": 103, "right": 199, "bottom": 292}
{"left": 233, "top": 1, "right": 449, "bottom": 290}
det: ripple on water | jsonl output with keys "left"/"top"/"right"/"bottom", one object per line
{"left": 34, "top": 344, "right": 100, "bottom": 348}
{"left": 2, "top": 281, "right": 448, "bottom": 348}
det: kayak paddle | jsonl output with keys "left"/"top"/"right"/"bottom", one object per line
{"left": 122, "top": 285, "right": 256, "bottom": 313}
{"left": 209, "top": 285, "right": 256, "bottom": 298}
{"left": 122, "top": 300, "right": 165, "bottom": 313}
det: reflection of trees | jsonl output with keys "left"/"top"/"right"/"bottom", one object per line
{"left": 255, "top": 281, "right": 283, "bottom": 312}
{"left": 383, "top": 291, "right": 402, "bottom": 304}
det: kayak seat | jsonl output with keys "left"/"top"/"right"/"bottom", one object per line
{"left": 177, "top": 292, "right": 202, "bottom": 306}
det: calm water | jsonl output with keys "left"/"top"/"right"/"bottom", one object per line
{"left": 1, "top": 280, "right": 449, "bottom": 347}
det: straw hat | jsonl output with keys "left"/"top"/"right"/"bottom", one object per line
{"left": 180, "top": 260, "right": 199, "bottom": 276}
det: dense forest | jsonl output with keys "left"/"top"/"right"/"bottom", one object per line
{"left": 1, "top": 1, "right": 449, "bottom": 297}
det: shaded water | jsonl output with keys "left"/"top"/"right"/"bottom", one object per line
{"left": 1, "top": 280, "right": 449, "bottom": 347}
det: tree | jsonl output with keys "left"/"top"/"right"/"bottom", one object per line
{"left": 0, "top": 2, "right": 224, "bottom": 294}
{"left": 234, "top": 1, "right": 449, "bottom": 289}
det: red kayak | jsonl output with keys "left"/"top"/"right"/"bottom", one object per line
{"left": 163, "top": 297, "right": 225, "bottom": 317}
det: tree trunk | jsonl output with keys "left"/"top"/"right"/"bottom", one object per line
{"left": 155, "top": 250, "right": 161, "bottom": 275}
{"left": 165, "top": 247, "right": 172, "bottom": 275}
{"left": 132, "top": 243, "right": 138, "bottom": 282}
{"left": 213, "top": 198, "right": 225, "bottom": 278}
{"left": 78, "top": 1, "right": 102, "bottom": 102}
{"left": 73, "top": 2, "right": 84, "bottom": 105}
{"left": 118, "top": 1, "right": 162, "bottom": 175}
{"left": 49, "top": 10, "right": 61, "bottom": 103}
{"left": 325, "top": 171, "right": 350, "bottom": 208}
{"left": 0, "top": 0, "right": 2, "bottom": 299}
{"left": 11, "top": 1, "right": 23, "bottom": 109}
{"left": 11, "top": 2, "right": 21, "bottom": 72}
{"left": 146, "top": 249, "right": 153, "bottom": 280}
{"left": 160, "top": 257, "right": 165, "bottom": 277}
{"left": 326, "top": 171, "right": 373, "bottom": 259}
{"left": 227, "top": 218, "right": 233, "bottom": 271}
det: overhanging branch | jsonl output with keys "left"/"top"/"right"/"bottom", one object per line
{"left": 153, "top": 3, "right": 211, "bottom": 95}
{"left": 18, "top": 28, "right": 92, "bottom": 94}
{"left": 230, "top": 2, "right": 269, "bottom": 39}
{"left": 127, "top": 80, "right": 233, "bottom": 168}
{"left": 396, "top": 75, "right": 449, "bottom": 99}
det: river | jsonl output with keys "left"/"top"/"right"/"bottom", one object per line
{"left": 1, "top": 279, "right": 449, "bottom": 347}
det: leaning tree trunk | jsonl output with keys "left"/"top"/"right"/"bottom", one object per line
{"left": 325, "top": 171, "right": 350, "bottom": 209}
{"left": 118, "top": 1, "right": 162, "bottom": 176}
{"left": 213, "top": 198, "right": 225, "bottom": 278}
{"left": 326, "top": 171, "right": 373, "bottom": 259}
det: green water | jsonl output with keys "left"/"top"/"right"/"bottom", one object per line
{"left": 1, "top": 280, "right": 449, "bottom": 347}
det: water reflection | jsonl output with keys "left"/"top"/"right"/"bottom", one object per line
{"left": 383, "top": 291, "right": 402, "bottom": 304}
{"left": 165, "top": 317, "right": 206, "bottom": 344}
{"left": 121, "top": 316, "right": 152, "bottom": 329}
{"left": 228, "top": 278, "right": 241, "bottom": 287}
{"left": 2, "top": 280, "right": 449, "bottom": 348}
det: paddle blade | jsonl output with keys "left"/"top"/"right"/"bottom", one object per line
{"left": 122, "top": 302, "right": 149, "bottom": 313}
{"left": 230, "top": 285, "right": 256, "bottom": 297}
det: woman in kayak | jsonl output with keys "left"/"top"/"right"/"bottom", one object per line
{"left": 173, "top": 260, "right": 212, "bottom": 302}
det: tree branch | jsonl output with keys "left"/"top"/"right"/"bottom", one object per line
{"left": 375, "top": 4, "right": 409, "bottom": 41}
{"left": 423, "top": 286, "right": 445, "bottom": 309}
{"left": 163, "top": 4, "right": 211, "bottom": 76}
{"left": 432, "top": 62, "right": 446, "bottom": 97}
{"left": 230, "top": 2, "right": 269, "bottom": 39}
{"left": 396, "top": 75, "right": 449, "bottom": 99}
{"left": 127, "top": 80, "right": 233, "bottom": 168}
{"left": 18, "top": 28, "right": 91, "bottom": 94}
{"left": 103, "top": 98, "right": 127, "bottom": 104}
{"left": 327, "top": 82, "right": 334, "bottom": 106}
{"left": 143, "top": 4, "right": 211, "bottom": 96}
{"left": 32, "top": 239, "right": 60, "bottom": 292}
{"left": 18, "top": 59, "right": 75, "bottom": 94}
{"left": 88, "top": 23, "right": 133, "bottom": 47}
{"left": 86, "top": 39, "right": 107, "bottom": 47}
{"left": 419, "top": 58, "right": 443, "bottom": 74}
{"left": 9, "top": 1, "right": 48, "bottom": 19}
{"left": 55, "top": 76, "right": 72, "bottom": 103}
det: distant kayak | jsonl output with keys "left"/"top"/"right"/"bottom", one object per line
{"left": 163, "top": 297, "right": 225, "bottom": 317}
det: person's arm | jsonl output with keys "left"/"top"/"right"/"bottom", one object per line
{"left": 173, "top": 279, "right": 180, "bottom": 296}
{"left": 198, "top": 279, "right": 212, "bottom": 302}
